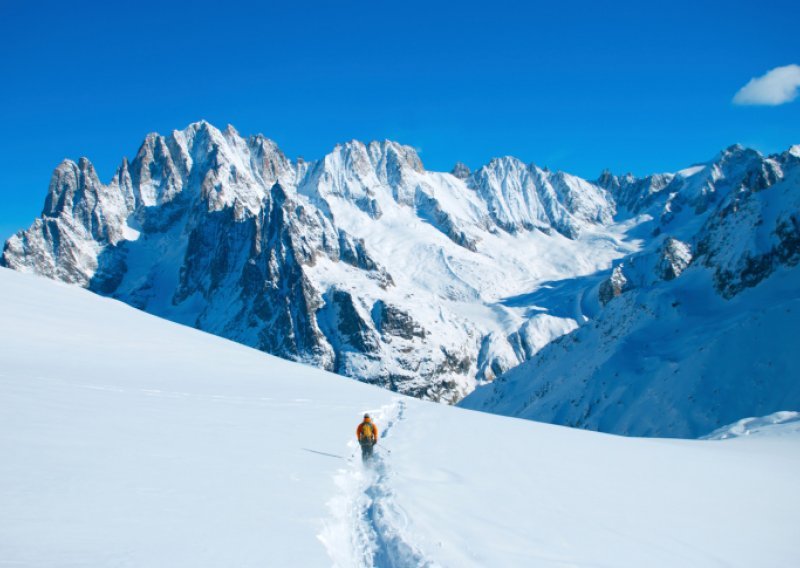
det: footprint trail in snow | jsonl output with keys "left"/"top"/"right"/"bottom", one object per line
{"left": 319, "top": 400, "right": 436, "bottom": 568}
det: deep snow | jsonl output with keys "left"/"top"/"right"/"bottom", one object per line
{"left": 1, "top": 267, "right": 798, "bottom": 567}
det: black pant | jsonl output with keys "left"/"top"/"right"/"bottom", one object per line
{"left": 360, "top": 439, "right": 375, "bottom": 460}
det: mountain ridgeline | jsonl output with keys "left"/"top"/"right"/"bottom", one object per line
{"left": 462, "top": 145, "right": 800, "bottom": 436}
{"left": 3, "top": 122, "right": 799, "bottom": 435}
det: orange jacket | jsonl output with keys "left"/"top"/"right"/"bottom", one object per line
{"left": 357, "top": 419, "right": 378, "bottom": 442}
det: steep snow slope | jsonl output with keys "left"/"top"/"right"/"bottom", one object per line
{"left": 463, "top": 145, "right": 800, "bottom": 437}
{"left": 462, "top": 264, "right": 800, "bottom": 438}
{"left": 1, "top": 268, "right": 798, "bottom": 567}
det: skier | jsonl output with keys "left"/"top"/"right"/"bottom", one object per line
{"left": 356, "top": 413, "right": 378, "bottom": 462}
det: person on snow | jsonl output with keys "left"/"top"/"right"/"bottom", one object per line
{"left": 357, "top": 413, "right": 378, "bottom": 461}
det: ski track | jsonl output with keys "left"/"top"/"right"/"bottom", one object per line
{"left": 320, "top": 399, "right": 436, "bottom": 568}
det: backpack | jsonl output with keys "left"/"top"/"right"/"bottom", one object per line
{"left": 360, "top": 422, "right": 374, "bottom": 441}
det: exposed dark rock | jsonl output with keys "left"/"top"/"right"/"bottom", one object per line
{"left": 318, "top": 288, "right": 381, "bottom": 373}
{"left": 599, "top": 265, "right": 628, "bottom": 305}
{"left": 371, "top": 300, "right": 426, "bottom": 340}
{"left": 657, "top": 238, "right": 692, "bottom": 281}
{"left": 450, "top": 162, "right": 471, "bottom": 180}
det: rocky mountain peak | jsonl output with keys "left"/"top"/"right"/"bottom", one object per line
{"left": 367, "top": 140, "right": 424, "bottom": 173}
{"left": 470, "top": 155, "right": 614, "bottom": 237}
{"left": 451, "top": 162, "right": 471, "bottom": 179}
{"left": 658, "top": 237, "right": 692, "bottom": 280}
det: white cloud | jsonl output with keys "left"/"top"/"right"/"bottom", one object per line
{"left": 733, "top": 64, "right": 800, "bottom": 106}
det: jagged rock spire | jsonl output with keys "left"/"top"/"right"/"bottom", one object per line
{"left": 451, "top": 162, "right": 471, "bottom": 180}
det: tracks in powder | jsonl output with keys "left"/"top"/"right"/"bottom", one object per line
{"left": 320, "top": 399, "right": 435, "bottom": 568}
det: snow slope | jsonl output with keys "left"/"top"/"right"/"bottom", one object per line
{"left": 2, "top": 267, "right": 799, "bottom": 566}
{"left": 462, "top": 264, "right": 800, "bottom": 438}
{"left": 702, "top": 411, "right": 800, "bottom": 440}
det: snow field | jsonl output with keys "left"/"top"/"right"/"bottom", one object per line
{"left": 385, "top": 402, "right": 800, "bottom": 567}
{"left": 0, "top": 269, "right": 394, "bottom": 567}
{"left": 1, "top": 268, "right": 798, "bottom": 567}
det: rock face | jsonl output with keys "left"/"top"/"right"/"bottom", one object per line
{"left": 599, "top": 265, "right": 628, "bottom": 305}
{"left": 450, "top": 162, "right": 471, "bottom": 180}
{"left": 469, "top": 157, "right": 614, "bottom": 238}
{"left": 596, "top": 168, "right": 674, "bottom": 215}
{"left": 462, "top": 144, "right": 800, "bottom": 437}
{"left": 2, "top": 121, "right": 629, "bottom": 402}
{"left": 658, "top": 238, "right": 692, "bottom": 281}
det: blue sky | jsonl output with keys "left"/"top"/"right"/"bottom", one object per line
{"left": 1, "top": 0, "right": 798, "bottom": 241}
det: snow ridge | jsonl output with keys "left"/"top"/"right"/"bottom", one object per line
{"left": 702, "top": 411, "right": 800, "bottom": 440}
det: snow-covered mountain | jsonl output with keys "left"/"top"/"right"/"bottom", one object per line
{"left": 2, "top": 266, "right": 798, "bottom": 567}
{"left": 3, "top": 122, "right": 798, "bottom": 437}
{"left": 462, "top": 144, "right": 800, "bottom": 437}
{"left": 1, "top": 121, "right": 629, "bottom": 401}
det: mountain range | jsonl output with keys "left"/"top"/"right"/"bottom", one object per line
{"left": 463, "top": 144, "right": 800, "bottom": 436}
{"left": 3, "top": 121, "right": 798, "bottom": 436}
